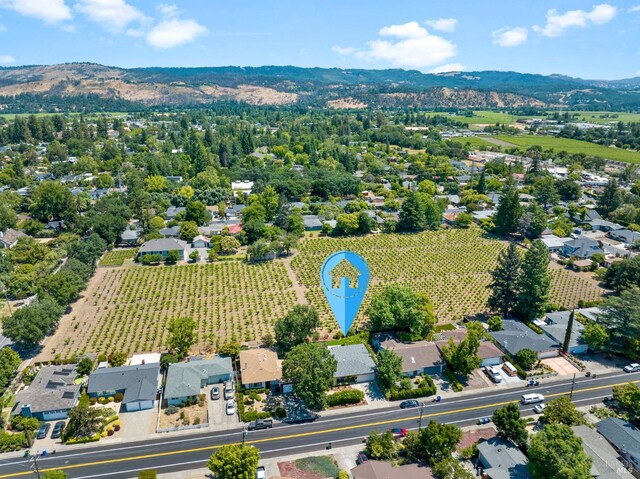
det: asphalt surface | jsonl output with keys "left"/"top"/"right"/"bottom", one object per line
{"left": 1, "top": 371, "right": 638, "bottom": 479}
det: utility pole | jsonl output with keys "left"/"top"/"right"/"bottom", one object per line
{"left": 31, "top": 453, "right": 41, "bottom": 479}
{"left": 569, "top": 373, "right": 576, "bottom": 399}
{"left": 419, "top": 402, "right": 426, "bottom": 431}
{"left": 242, "top": 426, "right": 247, "bottom": 444}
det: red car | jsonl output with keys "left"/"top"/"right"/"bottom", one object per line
{"left": 389, "top": 428, "right": 407, "bottom": 438}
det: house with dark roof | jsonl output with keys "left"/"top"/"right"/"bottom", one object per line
{"left": 87, "top": 363, "right": 160, "bottom": 412}
{"left": 351, "top": 461, "right": 435, "bottom": 479}
{"left": 608, "top": 229, "right": 640, "bottom": 247}
{"left": 138, "top": 238, "right": 187, "bottom": 260}
{"left": 165, "top": 206, "right": 185, "bottom": 220}
{"left": 164, "top": 357, "right": 232, "bottom": 406}
{"left": 490, "top": 320, "right": 560, "bottom": 359}
{"left": 120, "top": 228, "right": 140, "bottom": 246}
{"left": 562, "top": 237, "right": 603, "bottom": 259}
{"left": 477, "top": 437, "right": 531, "bottom": 479}
{"left": 302, "top": 215, "right": 323, "bottom": 231}
{"left": 373, "top": 333, "right": 444, "bottom": 376}
{"left": 159, "top": 225, "right": 180, "bottom": 238}
{"left": 597, "top": 418, "right": 640, "bottom": 473}
{"left": 540, "top": 311, "right": 587, "bottom": 355}
{"left": 588, "top": 219, "right": 624, "bottom": 232}
{"left": 572, "top": 425, "right": 631, "bottom": 479}
{"left": 0, "top": 228, "right": 27, "bottom": 249}
{"left": 328, "top": 344, "right": 376, "bottom": 384}
{"left": 12, "top": 365, "right": 81, "bottom": 421}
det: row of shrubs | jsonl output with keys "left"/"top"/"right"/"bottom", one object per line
{"left": 387, "top": 376, "right": 437, "bottom": 401}
{"left": 0, "top": 431, "right": 26, "bottom": 452}
{"left": 236, "top": 392, "right": 271, "bottom": 422}
{"left": 444, "top": 369, "right": 463, "bottom": 392}
{"left": 326, "top": 389, "right": 365, "bottom": 407}
{"left": 90, "top": 392, "right": 124, "bottom": 405}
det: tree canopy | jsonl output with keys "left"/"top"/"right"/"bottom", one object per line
{"left": 282, "top": 343, "right": 337, "bottom": 410}
{"left": 206, "top": 444, "right": 260, "bottom": 479}
{"left": 528, "top": 424, "right": 592, "bottom": 479}
{"left": 274, "top": 305, "right": 320, "bottom": 355}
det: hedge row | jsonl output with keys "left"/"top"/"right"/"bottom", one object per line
{"left": 66, "top": 433, "right": 100, "bottom": 444}
{"left": 444, "top": 369, "right": 463, "bottom": 392}
{"left": 387, "top": 376, "right": 436, "bottom": 401}
{"left": 326, "top": 389, "right": 365, "bottom": 407}
{"left": 236, "top": 392, "right": 271, "bottom": 423}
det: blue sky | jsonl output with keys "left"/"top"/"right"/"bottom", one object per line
{"left": 0, "top": 1, "right": 639, "bottom": 79}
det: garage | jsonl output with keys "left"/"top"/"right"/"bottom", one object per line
{"left": 123, "top": 400, "right": 154, "bottom": 412}
{"left": 41, "top": 410, "right": 70, "bottom": 421}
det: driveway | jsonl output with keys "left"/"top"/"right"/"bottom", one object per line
{"left": 541, "top": 356, "right": 581, "bottom": 376}
{"left": 119, "top": 407, "right": 157, "bottom": 441}
{"left": 207, "top": 384, "right": 240, "bottom": 432}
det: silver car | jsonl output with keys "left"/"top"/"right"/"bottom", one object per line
{"left": 226, "top": 399, "right": 235, "bottom": 416}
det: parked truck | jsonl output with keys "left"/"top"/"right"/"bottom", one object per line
{"left": 248, "top": 419, "right": 273, "bottom": 431}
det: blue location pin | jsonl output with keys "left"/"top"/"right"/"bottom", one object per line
{"left": 321, "top": 251, "right": 370, "bottom": 336}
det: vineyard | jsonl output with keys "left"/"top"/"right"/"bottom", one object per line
{"left": 290, "top": 229, "right": 605, "bottom": 333}
{"left": 39, "top": 261, "right": 298, "bottom": 358}
{"left": 98, "top": 249, "right": 138, "bottom": 267}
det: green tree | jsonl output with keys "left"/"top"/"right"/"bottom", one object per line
{"left": 597, "top": 178, "right": 622, "bottom": 217}
{"left": 398, "top": 192, "right": 425, "bottom": 232}
{"left": 30, "top": 181, "right": 77, "bottom": 224}
{"left": 37, "top": 270, "right": 85, "bottom": 306}
{"left": 582, "top": 322, "right": 609, "bottom": 350}
{"left": 167, "top": 317, "right": 197, "bottom": 358}
{"left": 185, "top": 201, "right": 210, "bottom": 226}
{"left": 77, "top": 357, "right": 94, "bottom": 376}
{"left": 274, "top": 305, "right": 320, "bottom": 355}
{"left": 364, "top": 430, "right": 397, "bottom": 460}
{"left": 487, "top": 316, "right": 503, "bottom": 331}
{"left": 612, "top": 382, "right": 640, "bottom": 419}
{"left": 0, "top": 204, "right": 17, "bottom": 231}
{"left": 488, "top": 242, "right": 522, "bottom": 316}
{"left": 528, "top": 424, "right": 592, "bottom": 479}
{"left": 189, "top": 251, "right": 200, "bottom": 262}
{"left": 494, "top": 178, "right": 522, "bottom": 235}
{"left": 375, "top": 349, "right": 403, "bottom": 391}
{"left": 562, "top": 310, "right": 574, "bottom": 354}
{"left": 165, "top": 250, "right": 180, "bottom": 263}
{"left": 206, "top": 444, "right": 260, "bottom": 479}
{"left": 404, "top": 420, "right": 462, "bottom": 465}
{"left": 492, "top": 403, "right": 528, "bottom": 447}
{"left": 544, "top": 396, "right": 586, "bottom": 426}
{"left": 441, "top": 323, "right": 482, "bottom": 377}
{"left": 10, "top": 415, "right": 40, "bottom": 446}
{"left": 145, "top": 175, "right": 167, "bottom": 192}
{"left": 597, "top": 287, "right": 640, "bottom": 357}
{"left": 514, "top": 348, "right": 538, "bottom": 370}
{"left": 516, "top": 240, "right": 551, "bottom": 320}
{"left": 0, "top": 347, "right": 21, "bottom": 391}
{"left": 220, "top": 236, "right": 240, "bottom": 254}
{"left": 432, "top": 457, "right": 474, "bottom": 479}
{"left": 519, "top": 202, "right": 548, "bottom": 239}
{"left": 534, "top": 176, "right": 559, "bottom": 208}
{"left": 282, "top": 343, "right": 337, "bottom": 410}
{"left": 257, "top": 185, "right": 280, "bottom": 222}
{"left": 65, "top": 405, "right": 105, "bottom": 439}
{"left": 418, "top": 179, "right": 437, "bottom": 196}
{"left": 179, "top": 221, "right": 199, "bottom": 242}
{"left": 108, "top": 351, "right": 127, "bottom": 367}
{"left": 366, "top": 284, "right": 435, "bottom": 339}
{"left": 2, "top": 296, "right": 64, "bottom": 349}
{"left": 357, "top": 211, "right": 376, "bottom": 234}
{"left": 43, "top": 471, "right": 69, "bottom": 479}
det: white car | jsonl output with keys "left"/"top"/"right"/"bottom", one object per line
{"left": 226, "top": 399, "right": 236, "bottom": 416}
{"left": 623, "top": 363, "right": 640, "bottom": 373}
{"left": 533, "top": 403, "right": 546, "bottom": 414}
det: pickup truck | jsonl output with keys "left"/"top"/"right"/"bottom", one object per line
{"left": 256, "top": 466, "right": 267, "bottom": 479}
{"left": 248, "top": 419, "right": 273, "bottom": 431}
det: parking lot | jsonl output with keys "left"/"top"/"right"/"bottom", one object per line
{"left": 207, "top": 383, "right": 241, "bottom": 431}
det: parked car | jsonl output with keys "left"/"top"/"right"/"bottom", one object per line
{"left": 533, "top": 403, "right": 546, "bottom": 414}
{"left": 623, "top": 363, "right": 640, "bottom": 373}
{"left": 477, "top": 417, "right": 491, "bottom": 425}
{"left": 226, "top": 399, "right": 236, "bottom": 416}
{"left": 36, "top": 423, "right": 50, "bottom": 440}
{"left": 248, "top": 419, "right": 273, "bottom": 431}
{"left": 211, "top": 387, "right": 220, "bottom": 400}
{"left": 356, "top": 452, "right": 369, "bottom": 465}
{"left": 256, "top": 466, "right": 267, "bottom": 479}
{"left": 399, "top": 399, "right": 419, "bottom": 409}
{"left": 484, "top": 366, "right": 503, "bottom": 383}
{"left": 51, "top": 421, "right": 65, "bottom": 439}
{"left": 389, "top": 427, "right": 407, "bottom": 438}
{"left": 224, "top": 381, "right": 234, "bottom": 400}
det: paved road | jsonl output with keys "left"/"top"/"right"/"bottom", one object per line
{"left": 1, "top": 371, "right": 638, "bottom": 479}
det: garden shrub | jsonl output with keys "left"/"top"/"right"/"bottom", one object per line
{"left": 272, "top": 407, "right": 287, "bottom": 419}
{"left": 165, "top": 406, "right": 179, "bottom": 415}
{"left": 326, "top": 389, "right": 365, "bottom": 407}
{"left": 337, "top": 471, "right": 349, "bottom": 479}
{"left": 138, "top": 471, "right": 157, "bottom": 479}
{"left": 444, "top": 369, "right": 463, "bottom": 392}
{"left": 114, "top": 393, "right": 124, "bottom": 402}
{"left": 387, "top": 375, "right": 436, "bottom": 401}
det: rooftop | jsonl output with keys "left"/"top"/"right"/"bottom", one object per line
{"left": 329, "top": 344, "right": 376, "bottom": 378}
{"left": 490, "top": 320, "right": 560, "bottom": 355}
{"left": 477, "top": 437, "right": 530, "bottom": 479}
{"left": 351, "top": 461, "right": 434, "bottom": 479}
{"left": 164, "top": 357, "right": 233, "bottom": 399}
{"left": 572, "top": 425, "right": 630, "bottom": 479}
{"left": 87, "top": 363, "right": 160, "bottom": 404}
{"left": 139, "top": 238, "right": 187, "bottom": 253}
{"left": 13, "top": 365, "right": 80, "bottom": 415}
{"left": 238, "top": 349, "right": 282, "bottom": 385}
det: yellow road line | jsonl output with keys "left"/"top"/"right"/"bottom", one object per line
{"left": 1, "top": 378, "right": 637, "bottom": 478}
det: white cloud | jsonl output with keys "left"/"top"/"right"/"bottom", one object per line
{"left": 629, "top": 5, "right": 640, "bottom": 12}
{"left": 533, "top": 4, "right": 617, "bottom": 37}
{"left": 425, "top": 18, "right": 458, "bottom": 32}
{"left": 492, "top": 26, "right": 528, "bottom": 47}
{"left": 158, "top": 3, "right": 178, "bottom": 17}
{"left": 0, "top": 0, "right": 71, "bottom": 24}
{"left": 146, "top": 18, "right": 206, "bottom": 49}
{"left": 0, "top": 54, "right": 15, "bottom": 64}
{"left": 334, "top": 21, "right": 457, "bottom": 70}
{"left": 76, "top": 0, "right": 145, "bottom": 32}
{"left": 431, "top": 63, "right": 464, "bottom": 73}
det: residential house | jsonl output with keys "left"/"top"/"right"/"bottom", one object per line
{"left": 472, "top": 210, "right": 496, "bottom": 224}
{"left": 435, "top": 330, "right": 504, "bottom": 368}
{"left": 120, "top": 229, "right": 140, "bottom": 246}
{"left": 373, "top": 333, "right": 444, "bottom": 376}
{"left": 225, "top": 204, "right": 246, "bottom": 219}
{"left": 490, "top": 320, "right": 561, "bottom": 359}
{"left": 138, "top": 238, "right": 187, "bottom": 260}
{"left": 328, "top": 344, "right": 376, "bottom": 384}
{"left": 165, "top": 206, "right": 185, "bottom": 220}
{"left": 191, "top": 235, "right": 211, "bottom": 249}
{"left": 477, "top": 438, "right": 531, "bottom": 479}
{"left": 159, "top": 226, "right": 180, "bottom": 238}
{"left": 609, "top": 229, "right": 640, "bottom": 247}
{"left": 231, "top": 180, "right": 253, "bottom": 197}
{"left": 351, "top": 461, "right": 435, "bottom": 479}
{"left": 87, "top": 363, "right": 161, "bottom": 412}
{"left": 572, "top": 425, "right": 631, "bottom": 479}
{"left": 238, "top": 348, "right": 282, "bottom": 389}
{"left": 164, "top": 357, "right": 233, "bottom": 406}
{"left": 540, "top": 234, "right": 570, "bottom": 254}
{"left": 302, "top": 215, "right": 323, "bottom": 231}
{"left": 562, "top": 237, "right": 604, "bottom": 259}
{"left": 0, "top": 228, "right": 27, "bottom": 249}
{"left": 587, "top": 219, "right": 624, "bottom": 232}
{"left": 597, "top": 418, "right": 640, "bottom": 473}
{"left": 12, "top": 365, "right": 81, "bottom": 421}
{"left": 540, "top": 311, "right": 587, "bottom": 355}
{"left": 46, "top": 220, "right": 66, "bottom": 232}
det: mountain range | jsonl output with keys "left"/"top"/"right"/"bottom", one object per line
{"left": 0, "top": 63, "right": 639, "bottom": 113}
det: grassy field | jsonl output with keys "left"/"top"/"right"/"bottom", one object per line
{"left": 98, "top": 249, "right": 138, "bottom": 267}
{"left": 434, "top": 110, "right": 532, "bottom": 125}
{"left": 556, "top": 111, "right": 640, "bottom": 124}
{"left": 493, "top": 134, "right": 640, "bottom": 163}
{"left": 433, "top": 110, "right": 640, "bottom": 127}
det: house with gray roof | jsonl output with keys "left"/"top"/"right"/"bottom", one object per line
{"left": 302, "top": 215, "right": 323, "bottom": 231}
{"left": 541, "top": 311, "right": 587, "bottom": 355}
{"left": 609, "top": 229, "right": 640, "bottom": 247}
{"left": 12, "top": 365, "right": 81, "bottom": 421}
{"left": 588, "top": 219, "right": 624, "bottom": 232}
{"left": 490, "top": 320, "right": 560, "bottom": 359}
{"left": 165, "top": 206, "right": 185, "bottom": 220}
{"left": 477, "top": 437, "right": 531, "bottom": 479}
{"left": 563, "top": 237, "right": 604, "bottom": 259}
{"left": 373, "top": 333, "right": 444, "bottom": 376}
{"left": 0, "top": 228, "right": 27, "bottom": 249}
{"left": 164, "top": 357, "right": 233, "bottom": 406}
{"left": 328, "top": 344, "right": 376, "bottom": 384}
{"left": 119, "top": 228, "right": 140, "bottom": 246}
{"left": 87, "top": 363, "right": 160, "bottom": 412}
{"left": 138, "top": 238, "right": 187, "bottom": 260}
{"left": 597, "top": 418, "right": 640, "bottom": 473}
{"left": 572, "top": 425, "right": 631, "bottom": 479}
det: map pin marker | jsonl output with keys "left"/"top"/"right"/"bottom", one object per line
{"left": 321, "top": 251, "right": 370, "bottom": 336}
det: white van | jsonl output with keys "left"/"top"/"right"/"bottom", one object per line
{"left": 521, "top": 393, "right": 544, "bottom": 404}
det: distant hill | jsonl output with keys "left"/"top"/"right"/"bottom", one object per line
{"left": 0, "top": 63, "right": 639, "bottom": 113}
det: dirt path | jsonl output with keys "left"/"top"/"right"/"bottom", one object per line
{"left": 282, "top": 253, "right": 307, "bottom": 305}
{"left": 481, "top": 136, "right": 517, "bottom": 147}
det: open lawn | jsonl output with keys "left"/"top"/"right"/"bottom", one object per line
{"left": 494, "top": 134, "right": 640, "bottom": 163}
{"left": 443, "top": 110, "right": 534, "bottom": 125}
{"left": 556, "top": 111, "right": 640, "bottom": 124}
{"left": 98, "top": 249, "right": 138, "bottom": 267}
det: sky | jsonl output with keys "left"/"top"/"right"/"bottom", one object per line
{"left": 0, "top": 0, "right": 639, "bottom": 80}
